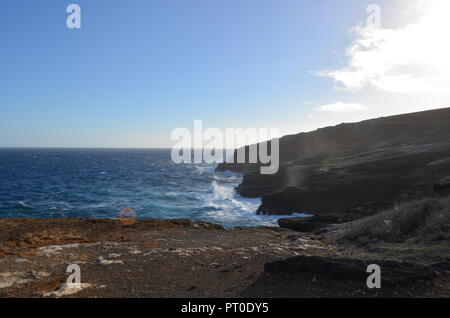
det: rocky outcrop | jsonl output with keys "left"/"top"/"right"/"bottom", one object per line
{"left": 278, "top": 216, "right": 339, "bottom": 232}
{"left": 257, "top": 142, "right": 450, "bottom": 215}
{"left": 264, "top": 255, "right": 439, "bottom": 286}
{"left": 217, "top": 108, "right": 450, "bottom": 218}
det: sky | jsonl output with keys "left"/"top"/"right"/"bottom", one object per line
{"left": 1, "top": 0, "right": 449, "bottom": 148}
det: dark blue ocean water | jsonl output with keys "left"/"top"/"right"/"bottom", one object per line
{"left": 0, "top": 148, "right": 293, "bottom": 228}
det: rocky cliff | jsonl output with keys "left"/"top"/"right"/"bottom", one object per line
{"left": 217, "top": 107, "right": 450, "bottom": 216}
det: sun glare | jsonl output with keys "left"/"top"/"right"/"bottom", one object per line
{"left": 321, "top": 0, "right": 450, "bottom": 93}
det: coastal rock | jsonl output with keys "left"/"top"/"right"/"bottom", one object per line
{"left": 256, "top": 142, "right": 450, "bottom": 215}
{"left": 217, "top": 108, "right": 450, "bottom": 216}
{"left": 264, "top": 256, "right": 436, "bottom": 286}
{"left": 277, "top": 216, "right": 339, "bottom": 232}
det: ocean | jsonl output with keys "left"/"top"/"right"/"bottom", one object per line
{"left": 0, "top": 148, "right": 296, "bottom": 228}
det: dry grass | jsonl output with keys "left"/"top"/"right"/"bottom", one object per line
{"left": 333, "top": 196, "right": 450, "bottom": 244}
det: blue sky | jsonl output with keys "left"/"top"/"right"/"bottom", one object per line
{"left": 1, "top": 0, "right": 449, "bottom": 147}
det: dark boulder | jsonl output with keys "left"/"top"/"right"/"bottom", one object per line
{"left": 264, "top": 255, "right": 437, "bottom": 286}
{"left": 277, "top": 216, "right": 339, "bottom": 232}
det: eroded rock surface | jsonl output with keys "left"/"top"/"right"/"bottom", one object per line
{"left": 0, "top": 218, "right": 449, "bottom": 298}
{"left": 217, "top": 108, "right": 450, "bottom": 220}
{"left": 264, "top": 256, "right": 437, "bottom": 287}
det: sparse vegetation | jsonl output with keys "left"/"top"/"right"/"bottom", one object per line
{"left": 333, "top": 196, "right": 450, "bottom": 244}
{"left": 319, "top": 157, "right": 343, "bottom": 168}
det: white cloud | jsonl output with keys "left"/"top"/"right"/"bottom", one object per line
{"left": 317, "top": 101, "right": 369, "bottom": 113}
{"left": 300, "top": 100, "right": 317, "bottom": 105}
{"left": 319, "top": 0, "right": 450, "bottom": 94}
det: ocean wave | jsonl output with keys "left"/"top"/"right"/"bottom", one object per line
{"left": 194, "top": 165, "right": 216, "bottom": 174}
{"left": 16, "top": 201, "right": 34, "bottom": 210}
{"left": 0, "top": 149, "right": 310, "bottom": 228}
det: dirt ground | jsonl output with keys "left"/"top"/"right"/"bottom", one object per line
{"left": 0, "top": 218, "right": 448, "bottom": 298}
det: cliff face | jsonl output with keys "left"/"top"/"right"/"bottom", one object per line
{"left": 216, "top": 107, "right": 450, "bottom": 216}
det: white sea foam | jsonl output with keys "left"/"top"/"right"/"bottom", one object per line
{"left": 17, "top": 201, "right": 33, "bottom": 210}
{"left": 198, "top": 174, "right": 310, "bottom": 228}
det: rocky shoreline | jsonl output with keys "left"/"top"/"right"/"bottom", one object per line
{"left": 2, "top": 108, "right": 450, "bottom": 297}
{"left": 217, "top": 107, "right": 450, "bottom": 231}
{"left": 0, "top": 218, "right": 449, "bottom": 298}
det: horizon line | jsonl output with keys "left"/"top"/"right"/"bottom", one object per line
{"left": 0, "top": 147, "right": 238, "bottom": 150}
